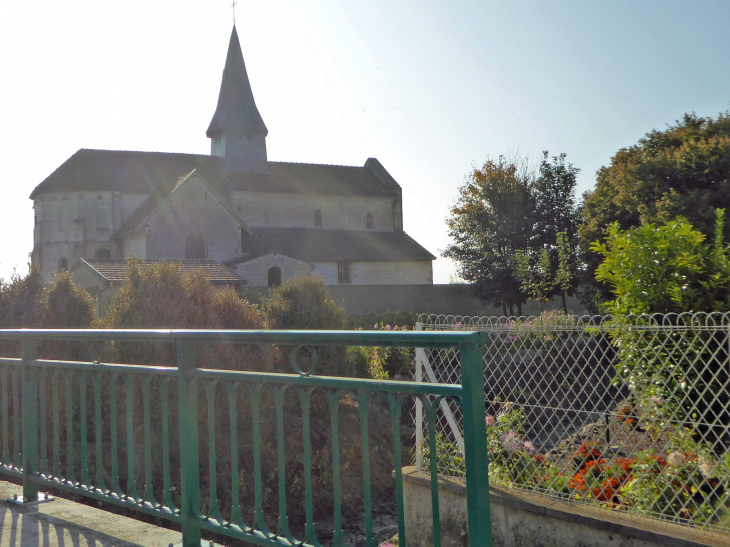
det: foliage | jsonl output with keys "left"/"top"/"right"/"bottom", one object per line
{"left": 443, "top": 155, "right": 535, "bottom": 315}
{"left": 0, "top": 265, "right": 46, "bottom": 329}
{"left": 425, "top": 398, "right": 730, "bottom": 528}
{"left": 260, "top": 274, "right": 353, "bottom": 376}
{"left": 592, "top": 211, "right": 730, "bottom": 315}
{"left": 346, "top": 309, "right": 419, "bottom": 331}
{"left": 99, "top": 259, "right": 265, "bottom": 370}
{"left": 0, "top": 267, "right": 95, "bottom": 358}
{"left": 444, "top": 152, "right": 581, "bottom": 315}
{"left": 347, "top": 323, "right": 414, "bottom": 380}
{"left": 261, "top": 274, "right": 345, "bottom": 330}
{"left": 580, "top": 111, "right": 730, "bottom": 306}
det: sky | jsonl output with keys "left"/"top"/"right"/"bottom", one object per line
{"left": 1, "top": 0, "right": 729, "bottom": 283}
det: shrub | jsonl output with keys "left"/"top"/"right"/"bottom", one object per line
{"left": 346, "top": 309, "right": 419, "bottom": 330}
{"left": 260, "top": 275, "right": 352, "bottom": 376}
{"left": 0, "top": 267, "right": 95, "bottom": 358}
{"left": 98, "top": 258, "right": 265, "bottom": 370}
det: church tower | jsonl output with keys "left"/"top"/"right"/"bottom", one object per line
{"left": 207, "top": 26, "right": 269, "bottom": 173}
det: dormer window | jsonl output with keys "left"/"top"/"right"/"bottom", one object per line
{"left": 365, "top": 212, "right": 374, "bottom": 229}
{"left": 315, "top": 210, "right": 322, "bottom": 228}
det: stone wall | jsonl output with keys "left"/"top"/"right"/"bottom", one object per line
{"left": 234, "top": 190, "right": 396, "bottom": 231}
{"left": 241, "top": 283, "right": 587, "bottom": 317}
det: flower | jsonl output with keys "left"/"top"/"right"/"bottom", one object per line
{"left": 699, "top": 457, "right": 716, "bottom": 478}
{"left": 374, "top": 324, "right": 379, "bottom": 329}
{"left": 648, "top": 395, "right": 663, "bottom": 404}
{"left": 501, "top": 431, "right": 521, "bottom": 452}
{"left": 385, "top": 324, "right": 392, "bottom": 330}
{"left": 485, "top": 414, "right": 494, "bottom": 426}
{"left": 667, "top": 451, "right": 685, "bottom": 467}
{"left": 523, "top": 440, "right": 535, "bottom": 454}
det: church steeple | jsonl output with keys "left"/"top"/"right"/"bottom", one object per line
{"left": 207, "top": 25, "right": 269, "bottom": 173}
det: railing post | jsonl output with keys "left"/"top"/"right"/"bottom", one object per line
{"left": 460, "top": 338, "right": 492, "bottom": 547}
{"left": 177, "top": 339, "right": 201, "bottom": 547}
{"left": 21, "top": 338, "right": 39, "bottom": 502}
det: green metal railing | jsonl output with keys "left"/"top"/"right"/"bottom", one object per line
{"left": 0, "top": 329, "right": 492, "bottom": 547}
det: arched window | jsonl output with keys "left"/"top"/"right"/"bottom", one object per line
{"left": 185, "top": 235, "right": 206, "bottom": 259}
{"left": 95, "top": 247, "right": 111, "bottom": 259}
{"left": 58, "top": 256, "right": 68, "bottom": 271}
{"left": 314, "top": 210, "right": 322, "bottom": 228}
{"left": 365, "top": 212, "right": 374, "bottom": 229}
{"left": 268, "top": 267, "right": 282, "bottom": 287}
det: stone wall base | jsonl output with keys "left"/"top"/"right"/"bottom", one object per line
{"left": 401, "top": 466, "right": 728, "bottom": 547}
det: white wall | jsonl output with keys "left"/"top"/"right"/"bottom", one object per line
{"left": 311, "top": 260, "right": 433, "bottom": 285}
{"left": 235, "top": 253, "right": 313, "bottom": 286}
{"left": 232, "top": 191, "right": 396, "bottom": 231}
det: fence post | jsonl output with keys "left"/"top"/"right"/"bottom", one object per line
{"left": 21, "top": 337, "right": 39, "bottom": 502}
{"left": 415, "top": 322, "right": 423, "bottom": 471}
{"left": 461, "top": 338, "right": 492, "bottom": 547}
{"left": 177, "top": 339, "right": 202, "bottom": 547}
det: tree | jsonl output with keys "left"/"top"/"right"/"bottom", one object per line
{"left": 580, "top": 111, "right": 730, "bottom": 307}
{"left": 520, "top": 152, "right": 581, "bottom": 311}
{"left": 591, "top": 210, "right": 730, "bottom": 315}
{"left": 443, "top": 156, "right": 535, "bottom": 316}
{"left": 592, "top": 211, "right": 730, "bottom": 451}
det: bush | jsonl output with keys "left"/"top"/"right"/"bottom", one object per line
{"left": 260, "top": 275, "right": 353, "bottom": 376}
{"left": 98, "top": 258, "right": 265, "bottom": 370}
{"left": 0, "top": 267, "right": 95, "bottom": 358}
{"left": 592, "top": 212, "right": 730, "bottom": 451}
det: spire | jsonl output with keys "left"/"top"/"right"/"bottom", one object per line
{"left": 208, "top": 26, "right": 269, "bottom": 173}
{"left": 207, "top": 26, "right": 268, "bottom": 138}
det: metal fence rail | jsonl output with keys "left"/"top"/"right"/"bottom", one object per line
{"left": 415, "top": 312, "right": 730, "bottom": 537}
{"left": 0, "top": 329, "right": 491, "bottom": 547}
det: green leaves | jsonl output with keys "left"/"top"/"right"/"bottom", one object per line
{"left": 593, "top": 210, "right": 730, "bottom": 315}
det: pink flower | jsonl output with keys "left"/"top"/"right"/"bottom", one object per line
{"left": 385, "top": 324, "right": 392, "bottom": 330}
{"left": 523, "top": 440, "right": 535, "bottom": 454}
{"left": 393, "top": 326, "right": 400, "bottom": 330}
{"left": 374, "top": 324, "right": 379, "bottom": 329}
{"left": 501, "top": 431, "right": 521, "bottom": 452}
{"left": 485, "top": 414, "right": 494, "bottom": 426}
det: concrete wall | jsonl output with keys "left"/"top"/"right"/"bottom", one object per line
{"left": 233, "top": 190, "right": 397, "bottom": 231}
{"left": 401, "top": 467, "right": 723, "bottom": 547}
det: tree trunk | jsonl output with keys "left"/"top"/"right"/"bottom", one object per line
{"left": 509, "top": 303, "right": 515, "bottom": 317}
{"left": 502, "top": 301, "right": 507, "bottom": 316}
{"left": 561, "top": 291, "right": 568, "bottom": 314}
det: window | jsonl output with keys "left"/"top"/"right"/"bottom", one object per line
{"left": 58, "top": 256, "right": 68, "bottom": 271}
{"left": 365, "top": 212, "right": 374, "bottom": 229}
{"left": 268, "top": 267, "right": 282, "bottom": 287}
{"left": 95, "top": 247, "right": 112, "bottom": 259}
{"left": 338, "top": 262, "right": 351, "bottom": 284}
{"left": 314, "top": 210, "right": 322, "bottom": 228}
{"left": 185, "top": 235, "right": 206, "bottom": 259}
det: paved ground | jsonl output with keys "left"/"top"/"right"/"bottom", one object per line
{"left": 0, "top": 480, "right": 222, "bottom": 547}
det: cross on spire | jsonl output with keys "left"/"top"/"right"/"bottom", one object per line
{"left": 231, "top": 0, "right": 237, "bottom": 25}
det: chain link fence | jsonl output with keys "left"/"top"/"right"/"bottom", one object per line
{"left": 413, "top": 311, "right": 730, "bottom": 537}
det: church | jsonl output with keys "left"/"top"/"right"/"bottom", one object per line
{"left": 29, "top": 26, "right": 435, "bottom": 297}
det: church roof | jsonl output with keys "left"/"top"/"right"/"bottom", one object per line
{"left": 74, "top": 259, "right": 244, "bottom": 284}
{"left": 207, "top": 26, "right": 267, "bottom": 137}
{"left": 230, "top": 228, "right": 436, "bottom": 264}
{"left": 30, "top": 149, "right": 399, "bottom": 199}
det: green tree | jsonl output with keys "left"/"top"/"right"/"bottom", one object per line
{"left": 591, "top": 210, "right": 730, "bottom": 315}
{"left": 592, "top": 211, "right": 730, "bottom": 451}
{"left": 580, "top": 111, "right": 730, "bottom": 307}
{"left": 443, "top": 156, "right": 535, "bottom": 316}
